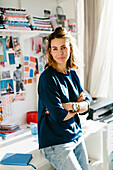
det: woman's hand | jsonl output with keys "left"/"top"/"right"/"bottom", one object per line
{"left": 45, "top": 92, "right": 87, "bottom": 116}
{"left": 77, "top": 92, "right": 86, "bottom": 102}
{"left": 62, "top": 92, "right": 86, "bottom": 111}
{"left": 62, "top": 103, "right": 73, "bottom": 111}
{"left": 45, "top": 108, "right": 49, "bottom": 114}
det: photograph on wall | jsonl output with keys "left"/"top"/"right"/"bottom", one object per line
{"left": 6, "top": 36, "right": 22, "bottom": 58}
{"left": 2, "top": 70, "right": 10, "bottom": 79}
{"left": 38, "top": 54, "right": 47, "bottom": 73}
{"left": 12, "top": 37, "right": 22, "bottom": 57}
{"left": 0, "top": 38, "right": 7, "bottom": 67}
{"left": 35, "top": 58, "right": 39, "bottom": 74}
{"left": 0, "top": 79, "right": 14, "bottom": 96}
{"left": 42, "top": 37, "right": 47, "bottom": 54}
{"left": 0, "top": 101, "right": 3, "bottom": 121}
{"left": 13, "top": 64, "right": 25, "bottom": 95}
{"left": 31, "top": 37, "right": 43, "bottom": 54}
{"left": 6, "top": 50, "right": 15, "bottom": 65}
{"left": 6, "top": 36, "right": 13, "bottom": 49}
{"left": 1, "top": 95, "right": 14, "bottom": 118}
{"left": 24, "top": 55, "right": 37, "bottom": 84}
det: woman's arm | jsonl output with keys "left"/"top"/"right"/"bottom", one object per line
{"left": 62, "top": 92, "right": 89, "bottom": 121}
{"left": 38, "top": 74, "right": 68, "bottom": 123}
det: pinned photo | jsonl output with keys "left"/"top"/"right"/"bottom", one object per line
{"left": 0, "top": 79, "right": 14, "bottom": 96}
{"left": 6, "top": 50, "right": 15, "bottom": 65}
{"left": 13, "top": 64, "right": 25, "bottom": 94}
{"left": 12, "top": 37, "right": 22, "bottom": 57}
{"left": 31, "top": 37, "right": 43, "bottom": 54}
{"left": 0, "top": 38, "right": 7, "bottom": 67}
{"left": 6, "top": 36, "right": 13, "bottom": 49}
{"left": 2, "top": 70, "right": 10, "bottom": 79}
{"left": 6, "top": 36, "right": 22, "bottom": 58}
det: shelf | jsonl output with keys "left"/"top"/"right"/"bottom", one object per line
{"left": 0, "top": 29, "right": 52, "bottom": 39}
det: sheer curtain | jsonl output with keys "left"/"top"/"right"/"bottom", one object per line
{"left": 87, "top": 0, "right": 113, "bottom": 98}
{"left": 84, "top": 0, "right": 104, "bottom": 91}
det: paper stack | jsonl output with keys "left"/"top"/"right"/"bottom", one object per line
{"left": 29, "top": 16, "right": 52, "bottom": 31}
{"left": 0, "top": 7, "right": 31, "bottom": 30}
{"left": 0, "top": 121, "right": 21, "bottom": 139}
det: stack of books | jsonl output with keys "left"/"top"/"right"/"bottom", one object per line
{"left": 0, "top": 8, "right": 4, "bottom": 29}
{"left": 0, "top": 7, "right": 31, "bottom": 30}
{"left": 29, "top": 16, "right": 52, "bottom": 31}
{"left": 0, "top": 121, "right": 21, "bottom": 139}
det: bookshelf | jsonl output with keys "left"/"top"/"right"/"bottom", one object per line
{"left": 0, "top": 29, "right": 52, "bottom": 41}
{"left": 0, "top": 29, "right": 52, "bottom": 35}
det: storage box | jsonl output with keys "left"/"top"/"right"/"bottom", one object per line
{"left": 26, "top": 111, "right": 38, "bottom": 124}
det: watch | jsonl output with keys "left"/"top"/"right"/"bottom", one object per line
{"left": 71, "top": 103, "right": 80, "bottom": 112}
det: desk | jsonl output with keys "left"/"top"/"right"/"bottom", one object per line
{"left": 0, "top": 121, "right": 107, "bottom": 170}
{"left": 0, "top": 127, "right": 55, "bottom": 170}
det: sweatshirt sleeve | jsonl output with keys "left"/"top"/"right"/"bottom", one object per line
{"left": 38, "top": 73, "right": 68, "bottom": 123}
{"left": 73, "top": 71, "right": 90, "bottom": 109}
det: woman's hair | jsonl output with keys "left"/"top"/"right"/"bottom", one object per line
{"left": 45, "top": 26, "right": 79, "bottom": 69}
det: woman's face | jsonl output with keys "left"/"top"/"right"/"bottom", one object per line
{"left": 13, "top": 39, "right": 18, "bottom": 46}
{"left": 50, "top": 38, "right": 71, "bottom": 66}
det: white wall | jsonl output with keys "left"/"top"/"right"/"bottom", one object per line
{"left": 0, "top": 0, "right": 75, "bottom": 19}
{"left": 58, "top": 0, "right": 76, "bottom": 20}
{"left": 0, "top": 0, "right": 56, "bottom": 16}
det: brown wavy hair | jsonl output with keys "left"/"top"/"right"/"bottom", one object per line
{"left": 45, "top": 26, "right": 79, "bottom": 70}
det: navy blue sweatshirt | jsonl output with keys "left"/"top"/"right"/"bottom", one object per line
{"left": 38, "top": 66, "right": 90, "bottom": 149}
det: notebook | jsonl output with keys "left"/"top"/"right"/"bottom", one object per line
{"left": 0, "top": 153, "right": 36, "bottom": 169}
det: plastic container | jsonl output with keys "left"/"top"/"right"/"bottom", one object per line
{"left": 30, "top": 122, "right": 38, "bottom": 135}
{"left": 26, "top": 111, "right": 38, "bottom": 124}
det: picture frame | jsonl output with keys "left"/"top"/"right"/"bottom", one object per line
{"left": 2, "top": 70, "right": 11, "bottom": 79}
{"left": 6, "top": 50, "right": 15, "bottom": 65}
{"left": 0, "top": 79, "right": 14, "bottom": 96}
{"left": 0, "top": 38, "right": 7, "bottom": 63}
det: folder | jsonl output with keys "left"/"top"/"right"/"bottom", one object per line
{"left": 0, "top": 153, "right": 36, "bottom": 169}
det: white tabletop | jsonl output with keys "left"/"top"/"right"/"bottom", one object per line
{"left": 0, "top": 121, "right": 107, "bottom": 170}
{"left": 0, "top": 127, "right": 54, "bottom": 170}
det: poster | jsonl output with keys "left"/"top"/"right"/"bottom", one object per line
{"left": 0, "top": 38, "right": 7, "bottom": 67}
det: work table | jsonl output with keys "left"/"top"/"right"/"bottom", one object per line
{"left": 0, "top": 126, "right": 55, "bottom": 170}
{"left": 0, "top": 120, "right": 107, "bottom": 170}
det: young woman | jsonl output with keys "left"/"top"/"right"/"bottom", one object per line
{"left": 38, "top": 27, "right": 90, "bottom": 170}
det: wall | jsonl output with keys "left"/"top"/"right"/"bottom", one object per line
{"left": 0, "top": 0, "right": 75, "bottom": 21}
{"left": 57, "top": 0, "right": 76, "bottom": 20}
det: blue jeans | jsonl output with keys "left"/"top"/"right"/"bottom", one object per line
{"left": 42, "top": 138, "right": 89, "bottom": 170}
